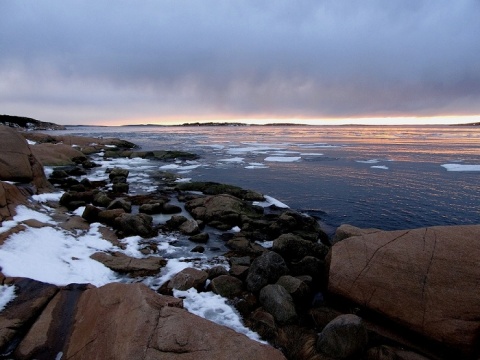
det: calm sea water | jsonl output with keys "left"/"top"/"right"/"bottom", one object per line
{"left": 50, "top": 125, "right": 480, "bottom": 235}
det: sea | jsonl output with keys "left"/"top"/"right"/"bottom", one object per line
{"left": 48, "top": 125, "right": 480, "bottom": 236}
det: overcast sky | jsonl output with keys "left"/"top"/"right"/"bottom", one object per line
{"left": 1, "top": 0, "right": 480, "bottom": 125}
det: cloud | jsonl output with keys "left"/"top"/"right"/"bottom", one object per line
{"left": 1, "top": 0, "right": 480, "bottom": 124}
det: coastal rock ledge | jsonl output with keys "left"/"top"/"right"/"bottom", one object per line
{"left": 1, "top": 280, "right": 285, "bottom": 360}
{"left": 328, "top": 224, "right": 480, "bottom": 358}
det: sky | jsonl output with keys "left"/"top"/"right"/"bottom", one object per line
{"left": 1, "top": 0, "right": 480, "bottom": 126}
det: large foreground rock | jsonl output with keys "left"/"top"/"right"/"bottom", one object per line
{"left": 10, "top": 281, "right": 285, "bottom": 360}
{"left": 328, "top": 225, "right": 480, "bottom": 357}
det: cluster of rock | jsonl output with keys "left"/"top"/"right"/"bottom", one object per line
{"left": 0, "top": 114, "right": 66, "bottom": 130}
{"left": 1, "top": 124, "right": 480, "bottom": 359}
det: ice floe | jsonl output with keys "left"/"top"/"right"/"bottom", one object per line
{"left": 441, "top": 164, "right": 480, "bottom": 172}
{"left": 245, "top": 162, "right": 269, "bottom": 169}
{"left": 218, "top": 157, "right": 244, "bottom": 163}
{"left": 371, "top": 165, "right": 389, "bottom": 170}
{"left": 356, "top": 159, "right": 381, "bottom": 164}
{"left": 264, "top": 156, "right": 301, "bottom": 162}
{"left": 254, "top": 195, "right": 289, "bottom": 209}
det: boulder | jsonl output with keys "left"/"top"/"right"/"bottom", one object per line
{"left": 210, "top": 275, "right": 244, "bottom": 298}
{"left": 185, "top": 194, "right": 263, "bottom": 229}
{"left": 12, "top": 282, "right": 285, "bottom": 360}
{"left": 90, "top": 252, "right": 166, "bottom": 276}
{"left": 246, "top": 251, "right": 289, "bottom": 293}
{"left": 178, "top": 219, "right": 200, "bottom": 236}
{"left": 168, "top": 267, "right": 209, "bottom": 291}
{"left": 259, "top": 284, "right": 297, "bottom": 325}
{"left": 316, "top": 314, "right": 368, "bottom": 359}
{"left": 272, "top": 233, "right": 328, "bottom": 262}
{"left": 114, "top": 213, "right": 154, "bottom": 237}
{"left": 276, "top": 275, "right": 310, "bottom": 304}
{"left": 189, "top": 232, "right": 209, "bottom": 243}
{"left": 0, "top": 126, "right": 50, "bottom": 191}
{"left": 328, "top": 225, "right": 480, "bottom": 357}
{"left": 107, "top": 198, "right": 132, "bottom": 213}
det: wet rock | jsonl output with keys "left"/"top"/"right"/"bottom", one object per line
{"left": 276, "top": 275, "right": 310, "bottom": 304}
{"left": 185, "top": 194, "right": 263, "bottom": 229}
{"left": 166, "top": 215, "right": 188, "bottom": 229}
{"left": 139, "top": 201, "right": 165, "bottom": 214}
{"left": 226, "top": 234, "right": 266, "bottom": 256}
{"left": 190, "top": 245, "right": 205, "bottom": 253}
{"left": 207, "top": 265, "right": 229, "bottom": 279}
{"left": 108, "top": 167, "right": 129, "bottom": 180}
{"left": 97, "top": 208, "right": 125, "bottom": 226}
{"left": 272, "top": 233, "right": 328, "bottom": 262}
{"left": 93, "top": 191, "right": 112, "bottom": 207}
{"left": 107, "top": 198, "right": 132, "bottom": 213}
{"left": 246, "top": 251, "right": 289, "bottom": 293}
{"left": 229, "top": 264, "right": 250, "bottom": 281}
{"left": 161, "top": 203, "right": 182, "bottom": 214}
{"left": 168, "top": 267, "right": 209, "bottom": 291}
{"left": 179, "top": 219, "right": 200, "bottom": 235}
{"left": 259, "top": 284, "right": 297, "bottom": 325}
{"left": 90, "top": 251, "right": 166, "bottom": 276}
{"left": 250, "top": 309, "right": 278, "bottom": 341}
{"left": 289, "top": 256, "right": 325, "bottom": 282}
{"left": 114, "top": 213, "right": 154, "bottom": 237}
{"left": 316, "top": 314, "right": 368, "bottom": 359}
{"left": 81, "top": 204, "right": 101, "bottom": 223}
{"left": 177, "top": 181, "right": 265, "bottom": 201}
{"left": 210, "top": 275, "right": 244, "bottom": 298}
{"left": 189, "top": 232, "right": 209, "bottom": 243}
{"left": 112, "top": 182, "right": 129, "bottom": 193}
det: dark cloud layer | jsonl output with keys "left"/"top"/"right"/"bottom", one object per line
{"left": 1, "top": 0, "right": 480, "bottom": 124}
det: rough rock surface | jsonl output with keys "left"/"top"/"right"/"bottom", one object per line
{"left": 9, "top": 282, "right": 285, "bottom": 360}
{"left": 259, "top": 284, "right": 297, "bottom": 325}
{"left": 328, "top": 225, "right": 480, "bottom": 356}
{"left": 0, "top": 182, "right": 29, "bottom": 222}
{"left": 168, "top": 267, "right": 209, "bottom": 291}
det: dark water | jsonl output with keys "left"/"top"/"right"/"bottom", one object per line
{"left": 49, "top": 125, "right": 480, "bottom": 234}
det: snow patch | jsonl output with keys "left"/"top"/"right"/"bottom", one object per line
{"left": 174, "top": 288, "right": 266, "bottom": 344}
{"left": 0, "top": 285, "right": 16, "bottom": 312}
{"left": 264, "top": 156, "right": 301, "bottom": 162}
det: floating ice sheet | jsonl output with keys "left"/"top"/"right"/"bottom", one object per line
{"left": 264, "top": 156, "right": 301, "bottom": 162}
{"left": 441, "top": 164, "right": 480, "bottom": 171}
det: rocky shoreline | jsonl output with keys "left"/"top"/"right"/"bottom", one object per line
{"left": 0, "top": 125, "right": 479, "bottom": 360}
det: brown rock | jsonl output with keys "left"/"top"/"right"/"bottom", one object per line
{"left": 168, "top": 267, "right": 209, "bottom": 291}
{"left": 90, "top": 251, "right": 166, "bottom": 276}
{"left": 0, "top": 181, "right": 29, "bottom": 222}
{"left": 0, "top": 278, "right": 58, "bottom": 353}
{"left": 14, "top": 282, "right": 285, "bottom": 359}
{"left": 30, "top": 142, "right": 86, "bottom": 166}
{"left": 0, "top": 126, "right": 50, "bottom": 191}
{"left": 328, "top": 225, "right": 480, "bottom": 357}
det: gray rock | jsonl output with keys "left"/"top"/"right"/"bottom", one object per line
{"left": 107, "top": 198, "right": 132, "bottom": 213}
{"left": 114, "top": 213, "right": 154, "bottom": 237}
{"left": 272, "top": 233, "right": 328, "bottom": 262}
{"left": 259, "top": 284, "right": 297, "bottom": 325}
{"left": 276, "top": 275, "right": 310, "bottom": 303}
{"left": 246, "top": 251, "right": 289, "bottom": 293}
{"left": 316, "top": 314, "right": 368, "bottom": 359}
{"left": 179, "top": 219, "right": 200, "bottom": 235}
{"left": 189, "top": 232, "right": 209, "bottom": 243}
